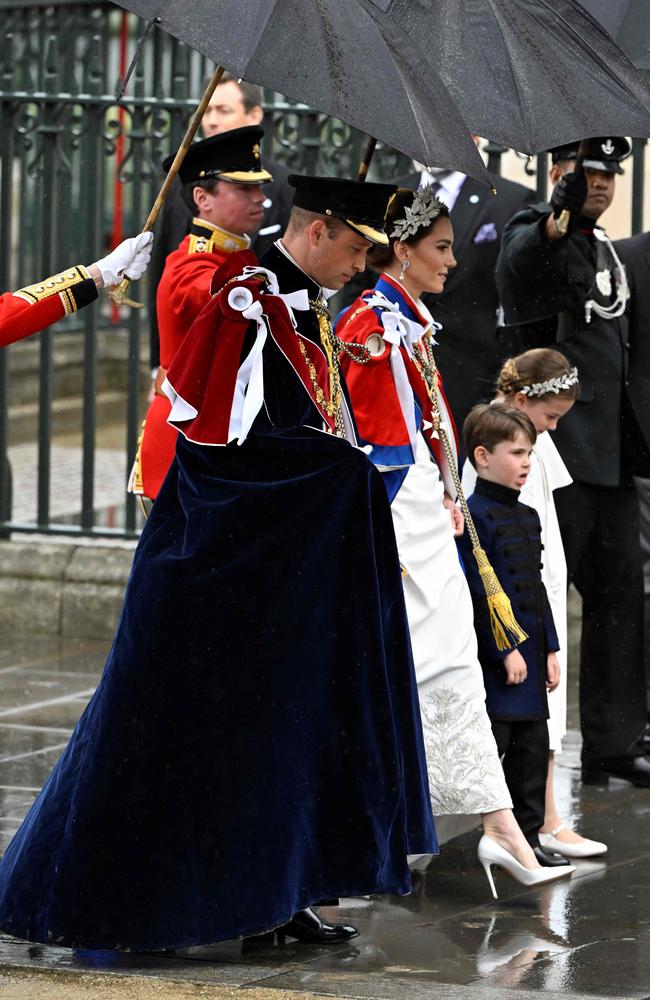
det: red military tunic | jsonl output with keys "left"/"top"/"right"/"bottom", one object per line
{"left": 130, "top": 219, "right": 248, "bottom": 500}
{"left": 0, "top": 266, "right": 97, "bottom": 347}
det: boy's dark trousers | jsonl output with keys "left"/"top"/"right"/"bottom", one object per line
{"left": 491, "top": 719, "right": 549, "bottom": 845}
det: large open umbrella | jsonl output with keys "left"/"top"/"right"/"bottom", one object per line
{"left": 109, "top": 0, "right": 491, "bottom": 302}
{"left": 387, "top": 0, "right": 650, "bottom": 152}
{"left": 118, "top": 0, "right": 650, "bottom": 159}
{"left": 110, "top": 0, "right": 650, "bottom": 302}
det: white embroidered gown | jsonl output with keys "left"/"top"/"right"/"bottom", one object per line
{"left": 392, "top": 434, "right": 513, "bottom": 815}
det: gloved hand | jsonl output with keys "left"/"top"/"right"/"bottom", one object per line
{"left": 550, "top": 171, "right": 588, "bottom": 221}
{"left": 92, "top": 232, "right": 154, "bottom": 288}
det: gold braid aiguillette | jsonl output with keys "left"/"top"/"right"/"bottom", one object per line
{"left": 411, "top": 331, "right": 528, "bottom": 652}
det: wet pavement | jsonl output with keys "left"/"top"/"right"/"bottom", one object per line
{"left": 0, "top": 632, "right": 649, "bottom": 999}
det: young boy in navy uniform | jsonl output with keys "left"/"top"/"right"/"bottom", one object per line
{"left": 458, "top": 403, "right": 563, "bottom": 865}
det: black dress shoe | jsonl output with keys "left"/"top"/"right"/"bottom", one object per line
{"left": 279, "top": 907, "right": 358, "bottom": 944}
{"left": 582, "top": 755, "right": 650, "bottom": 788}
{"left": 244, "top": 907, "right": 358, "bottom": 946}
{"left": 532, "top": 844, "right": 571, "bottom": 867}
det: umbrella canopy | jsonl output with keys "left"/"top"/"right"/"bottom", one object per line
{"left": 385, "top": 0, "right": 650, "bottom": 152}
{"left": 578, "top": 1, "right": 650, "bottom": 76}
{"left": 114, "top": 0, "right": 488, "bottom": 180}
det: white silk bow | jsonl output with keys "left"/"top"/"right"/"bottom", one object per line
{"left": 221, "top": 268, "right": 313, "bottom": 443}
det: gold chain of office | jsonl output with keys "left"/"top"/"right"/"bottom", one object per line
{"left": 299, "top": 297, "right": 372, "bottom": 437}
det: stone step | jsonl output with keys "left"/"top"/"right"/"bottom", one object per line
{"left": 0, "top": 537, "right": 135, "bottom": 639}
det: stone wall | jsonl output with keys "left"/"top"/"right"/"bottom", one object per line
{"left": 0, "top": 539, "right": 135, "bottom": 639}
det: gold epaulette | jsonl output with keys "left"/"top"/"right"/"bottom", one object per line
{"left": 13, "top": 265, "right": 92, "bottom": 315}
{"left": 188, "top": 219, "right": 249, "bottom": 256}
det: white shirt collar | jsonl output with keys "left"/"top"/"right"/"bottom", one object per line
{"left": 418, "top": 169, "right": 466, "bottom": 211}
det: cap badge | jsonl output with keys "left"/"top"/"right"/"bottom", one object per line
{"left": 252, "top": 143, "right": 260, "bottom": 160}
{"left": 596, "top": 268, "right": 612, "bottom": 297}
{"left": 601, "top": 139, "right": 615, "bottom": 156}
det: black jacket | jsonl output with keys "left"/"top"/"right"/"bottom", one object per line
{"left": 148, "top": 159, "right": 293, "bottom": 368}
{"left": 496, "top": 204, "right": 650, "bottom": 486}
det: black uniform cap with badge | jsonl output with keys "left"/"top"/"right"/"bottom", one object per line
{"left": 163, "top": 125, "right": 273, "bottom": 186}
{"left": 288, "top": 174, "right": 397, "bottom": 246}
{"left": 549, "top": 136, "right": 631, "bottom": 174}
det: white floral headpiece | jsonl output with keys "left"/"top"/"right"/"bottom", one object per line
{"left": 520, "top": 367, "right": 579, "bottom": 398}
{"left": 390, "top": 185, "right": 445, "bottom": 240}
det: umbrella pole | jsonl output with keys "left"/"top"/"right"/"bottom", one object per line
{"left": 357, "top": 136, "right": 377, "bottom": 181}
{"left": 110, "top": 64, "right": 226, "bottom": 306}
{"left": 556, "top": 138, "right": 591, "bottom": 236}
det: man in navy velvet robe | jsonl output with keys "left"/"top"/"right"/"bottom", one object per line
{"left": 0, "top": 175, "right": 437, "bottom": 952}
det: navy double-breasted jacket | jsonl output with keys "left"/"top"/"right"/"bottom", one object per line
{"left": 457, "top": 477, "right": 560, "bottom": 722}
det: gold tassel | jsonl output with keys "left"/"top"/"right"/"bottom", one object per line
{"left": 473, "top": 545, "right": 529, "bottom": 651}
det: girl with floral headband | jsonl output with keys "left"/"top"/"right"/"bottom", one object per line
{"left": 336, "top": 188, "right": 572, "bottom": 894}
{"left": 463, "top": 348, "right": 607, "bottom": 858}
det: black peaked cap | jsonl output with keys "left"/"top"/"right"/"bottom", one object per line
{"left": 289, "top": 175, "right": 397, "bottom": 245}
{"left": 549, "top": 136, "right": 631, "bottom": 175}
{"left": 163, "top": 125, "right": 272, "bottom": 185}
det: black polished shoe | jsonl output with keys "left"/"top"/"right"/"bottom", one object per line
{"left": 243, "top": 907, "right": 358, "bottom": 947}
{"left": 279, "top": 907, "right": 358, "bottom": 944}
{"left": 532, "top": 844, "right": 571, "bottom": 867}
{"left": 582, "top": 755, "right": 650, "bottom": 788}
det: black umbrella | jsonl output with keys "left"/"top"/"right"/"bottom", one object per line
{"left": 114, "top": 0, "right": 486, "bottom": 181}
{"left": 578, "top": 1, "right": 650, "bottom": 76}
{"left": 387, "top": 0, "right": 650, "bottom": 153}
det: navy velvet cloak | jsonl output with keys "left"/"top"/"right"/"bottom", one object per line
{"left": 0, "top": 250, "right": 436, "bottom": 952}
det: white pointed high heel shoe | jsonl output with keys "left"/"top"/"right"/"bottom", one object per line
{"left": 538, "top": 824, "right": 607, "bottom": 858}
{"left": 477, "top": 835, "right": 575, "bottom": 899}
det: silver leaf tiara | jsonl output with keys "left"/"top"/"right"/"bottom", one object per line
{"left": 519, "top": 367, "right": 579, "bottom": 398}
{"left": 390, "top": 185, "right": 445, "bottom": 240}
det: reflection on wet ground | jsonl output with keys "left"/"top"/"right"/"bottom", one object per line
{"left": 0, "top": 632, "right": 649, "bottom": 999}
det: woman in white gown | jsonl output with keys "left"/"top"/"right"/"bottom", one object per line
{"left": 337, "top": 188, "right": 575, "bottom": 893}
{"left": 462, "top": 350, "right": 607, "bottom": 858}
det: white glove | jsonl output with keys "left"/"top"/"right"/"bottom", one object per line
{"left": 93, "top": 232, "right": 154, "bottom": 288}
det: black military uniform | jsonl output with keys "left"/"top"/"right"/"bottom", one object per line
{"left": 338, "top": 168, "right": 535, "bottom": 434}
{"left": 148, "top": 157, "right": 292, "bottom": 369}
{"left": 495, "top": 137, "right": 650, "bottom": 786}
